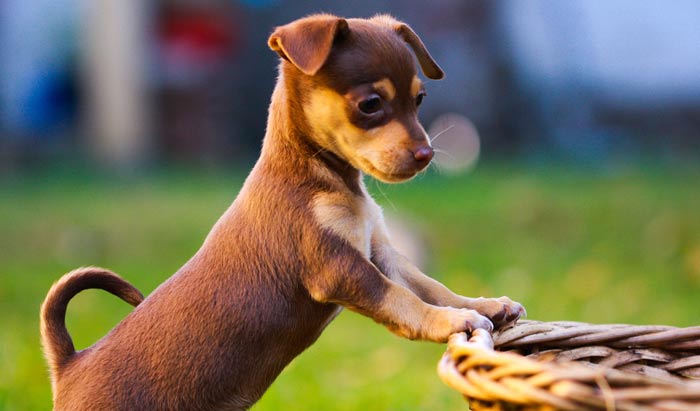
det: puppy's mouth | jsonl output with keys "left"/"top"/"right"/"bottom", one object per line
{"left": 358, "top": 158, "right": 421, "bottom": 183}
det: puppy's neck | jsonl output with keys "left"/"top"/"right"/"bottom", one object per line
{"left": 261, "top": 68, "right": 363, "bottom": 195}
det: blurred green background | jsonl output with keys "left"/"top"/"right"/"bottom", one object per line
{"left": 2, "top": 164, "right": 699, "bottom": 410}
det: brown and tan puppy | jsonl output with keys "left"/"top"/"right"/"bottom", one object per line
{"left": 41, "top": 14, "right": 524, "bottom": 411}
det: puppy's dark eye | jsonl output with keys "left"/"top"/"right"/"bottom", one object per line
{"left": 358, "top": 95, "right": 382, "bottom": 115}
{"left": 416, "top": 92, "right": 426, "bottom": 107}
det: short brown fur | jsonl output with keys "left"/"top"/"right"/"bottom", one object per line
{"left": 40, "top": 14, "right": 524, "bottom": 411}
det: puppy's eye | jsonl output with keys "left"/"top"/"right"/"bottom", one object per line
{"left": 358, "top": 95, "right": 382, "bottom": 115}
{"left": 416, "top": 92, "right": 426, "bottom": 107}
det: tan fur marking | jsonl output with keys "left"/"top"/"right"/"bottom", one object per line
{"left": 411, "top": 76, "right": 423, "bottom": 97}
{"left": 357, "top": 120, "right": 416, "bottom": 181}
{"left": 312, "top": 192, "right": 376, "bottom": 258}
{"left": 305, "top": 88, "right": 363, "bottom": 157}
{"left": 373, "top": 78, "right": 396, "bottom": 101}
{"left": 376, "top": 285, "right": 429, "bottom": 338}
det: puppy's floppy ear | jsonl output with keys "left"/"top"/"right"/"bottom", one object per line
{"left": 395, "top": 24, "right": 444, "bottom": 80}
{"left": 268, "top": 14, "right": 349, "bottom": 76}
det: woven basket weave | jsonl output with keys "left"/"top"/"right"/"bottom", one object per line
{"left": 438, "top": 320, "right": 700, "bottom": 411}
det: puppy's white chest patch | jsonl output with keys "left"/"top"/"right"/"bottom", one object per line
{"left": 312, "top": 192, "right": 379, "bottom": 258}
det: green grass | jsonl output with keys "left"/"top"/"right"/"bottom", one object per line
{"left": 1, "top": 164, "right": 699, "bottom": 410}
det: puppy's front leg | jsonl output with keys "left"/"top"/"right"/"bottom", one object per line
{"left": 304, "top": 241, "right": 493, "bottom": 342}
{"left": 371, "top": 226, "right": 525, "bottom": 328}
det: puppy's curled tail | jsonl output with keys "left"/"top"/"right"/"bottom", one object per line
{"left": 40, "top": 267, "right": 144, "bottom": 379}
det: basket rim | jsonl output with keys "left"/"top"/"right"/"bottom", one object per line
{"left": 438, "top": 320, "right": 700, "bottom": 411}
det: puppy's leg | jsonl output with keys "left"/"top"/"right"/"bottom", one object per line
{"left": 371, "top": 225, "right": 525, "bottom": 328}
{"left": 304, "top": 241, "right": 493, "bottom": 342}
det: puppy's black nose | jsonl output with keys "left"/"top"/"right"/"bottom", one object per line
{"left": 413, "top": 146, "right": 434, "bottom": 165}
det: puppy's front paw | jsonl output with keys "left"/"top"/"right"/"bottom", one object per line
{"left": 427, "top": 307, "right": 493, "bottom": 342}
{"left": 466, "top": 296, "right": 526, "bottom": 328}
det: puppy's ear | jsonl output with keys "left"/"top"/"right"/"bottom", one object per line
{"left": 268, "top": 15, "right": 349, "bottom": 76}
{"left": 395, "top": 24, "right": 444, "bottom": 80}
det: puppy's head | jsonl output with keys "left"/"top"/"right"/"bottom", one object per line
{"left": 269, "top": 14, "right": 444, "bottom": 183}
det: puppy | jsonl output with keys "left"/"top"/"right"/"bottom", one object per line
{"left": 41, "top": 14, "right": 524, "bottom": 411}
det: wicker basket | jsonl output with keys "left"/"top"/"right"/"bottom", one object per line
{"left": 438, "top": 320, "right": 700, "bottom": 411}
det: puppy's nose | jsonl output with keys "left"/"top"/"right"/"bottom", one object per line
{"left": 413, "top": 146, "right": 434, "bottom": 165}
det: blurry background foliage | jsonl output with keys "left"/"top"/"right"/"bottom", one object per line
{"left": 1, "top": 0, "right": 699, "bottom": 410}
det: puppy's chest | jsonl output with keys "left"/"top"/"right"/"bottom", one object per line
{"left": 312, "top": 192, "right": 379, "bottom": 258}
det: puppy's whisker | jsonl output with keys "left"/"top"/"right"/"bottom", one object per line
{"left": 429, "top": 124, "right": 454, "bottom": 144}
{"left": 310, "top": 147, "right": 327, "bottom": 159}
{"left": 372, "top": 179, "right": 397, "bottom": 212}
{"left": 427, "top": 160, "right": 443, "bottom": 175}
{"left": 432, "top": 148, "right": 455, "bottom": 161}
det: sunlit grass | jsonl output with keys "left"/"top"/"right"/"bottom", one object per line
{"left": 1, "top": 164, "right": 699, "bottom": 410}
